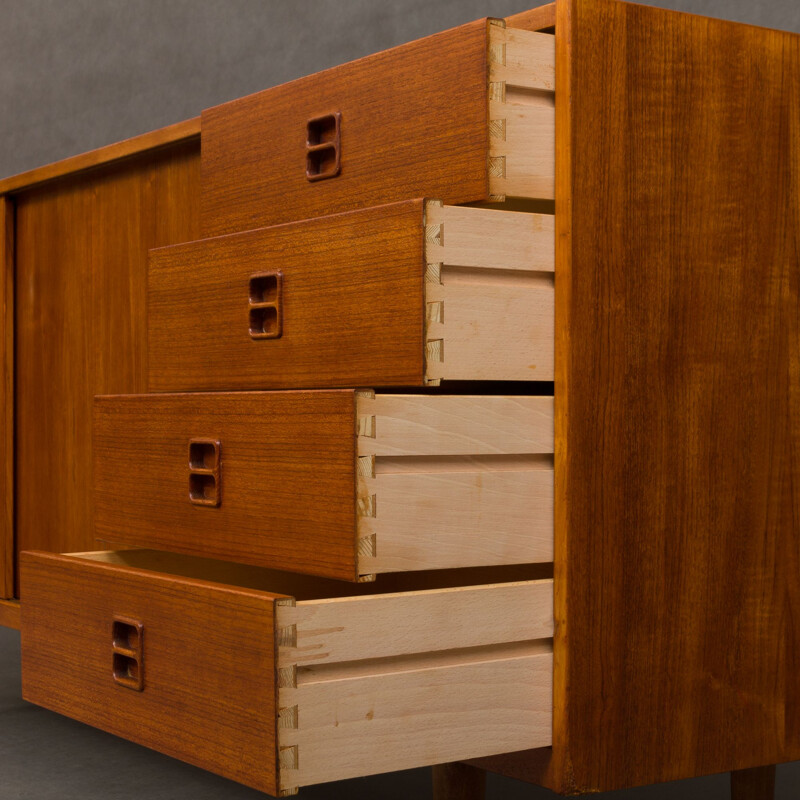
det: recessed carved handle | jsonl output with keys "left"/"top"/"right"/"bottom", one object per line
{"left": 189, "top": 439, "right": 221, "bottom": 507}
{"left": 306, "top": 112, "right": 341, "bottom": 181}
{"left": 248, "top": 272, "right": 283, "bottom": 339}
{"left": 112, "top": 616, "right": 144, "bottom": 691}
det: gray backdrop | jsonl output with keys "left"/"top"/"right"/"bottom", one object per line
{"left": 1, "top": 1, "right": 798, "bottom": 798}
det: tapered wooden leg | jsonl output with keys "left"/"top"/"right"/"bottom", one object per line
{"left": 731, "top": 765, "right": 776, "bottom": 800}
{"left": 432, "top": 762, "right": 486, "bottom": 800}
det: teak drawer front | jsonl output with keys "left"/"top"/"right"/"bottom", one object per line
{"left": 148, "top": 201, "right": 554, "bottom": 391}
{"left": 21, "top": 550, "right": 553, "bottom": 794}
{"left": 93, "top": 392, "right": 554, "bottom": 581}
{"left": 200, "top": 21, "right": 555, "bottom": 236}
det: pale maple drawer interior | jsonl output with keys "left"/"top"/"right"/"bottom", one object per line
{"left": 21, "top": 549, "right": 553, "bottom": 795}
{"left": 94, "top": 392, "right": 554, "bottom": 581}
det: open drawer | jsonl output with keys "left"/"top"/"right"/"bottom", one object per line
{"left": 94, "top": 391, "right": 554, "bottom": 581}
{"left": 200, "top": 21, "right": 554, "bottom": 236}
{"left": 21, "top": 550, "right": 553, "bottom": 795}
{"left": 147, "top": 200, "right": 554, "bottom": 392}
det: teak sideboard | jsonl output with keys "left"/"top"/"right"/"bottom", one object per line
{"left": 0, "top": 1, "right": 797, "bottom": 798}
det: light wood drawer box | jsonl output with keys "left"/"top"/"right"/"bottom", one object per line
{"left": 20, "top": 549, "right": 552, "bottom": 796}
{"left": 200, "top": 21, "right": 554, "bottom": 237}
{"left": 93, "top": 391, "right": 554, "bottom": 581}
{"left": 148, "top": 200, "right": 554, "bottom": 392}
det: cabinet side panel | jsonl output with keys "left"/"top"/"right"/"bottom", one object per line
{"left": 564, "top": 0, "right": 800, "bottom": 791}
{"left": 14, "top": 142, "right": 201, "bottom": 590}
{"left": 0, "top": 196, "right": 12, "bottom": 599}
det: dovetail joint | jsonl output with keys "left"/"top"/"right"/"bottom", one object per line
{"left": 357, "top": 415, "right": 376, "bottom": 438}
{"left": 278, "top": 705, "right": 299, "bottom": 730}
{"left": 489, "top": 119, "right": 506, "bottom": 140}
{"left": 279, "top": 789, "right": 299, "bottom": 798}
{"left": 358, "top": 533, "right": 377, "bottom": 558}
{"left": 488, "top": 81, "right": 506, "bottom": 102}
{"left": 277, "top": 665, "right": 297, "bottom": 689}
{"left": 426, "top": 301, "right": 444, "bottom": 324}
{"left": 279, "top": 745, "right": 299, "bottom": 770}
{"left": 426, "top": 339, "right": 444, "bottom": 363}
{"left": 425, "top": 223, "right": 443, "bottom": 247}
{"left": 425, "top": 262, "right": 442, "bottom": 285}
{"left": 277, "top": 623, "right": 297, "bottom": 648}
{"left": 488, "top": 156, "right": 506, "bottom": 178}
{"left": 357, "top": 454, "right": 375, "bottom": 479}
{"left": 357, "top": 494, "right": 376, "bottom": 518}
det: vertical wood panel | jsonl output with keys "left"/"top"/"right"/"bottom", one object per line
{"left": 14, "top": 142, "right": 200, "bottom": 590}
{"left": 559, "top": 0, "right": 799, "bottom": 791}
{"left": 0, "top": 196, "right": 12, "bottom": 599}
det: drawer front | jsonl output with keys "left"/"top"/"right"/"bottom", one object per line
{"left": 148, "top": 201, "right": 554, "bottom": 392}
{"left": 200, "top": 21, "right": 555, "bottom": 236}
{"left": 21, "top": 550, "right": 553, "bottom": 793}
{"left": 94, "top": 392, "right": 554, "bottom": 580}
{"left": 93, "top": 391, "right": 359, "bottom": 580}
{"left": 20, "top": 551, "right": 286, "bottom": 796}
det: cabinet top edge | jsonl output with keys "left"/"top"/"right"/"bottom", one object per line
{"left": 0, "top": 116, "right": 201, "bottom": 197}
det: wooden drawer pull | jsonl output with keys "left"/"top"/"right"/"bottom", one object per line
{"left": 306, "top": 112, "right": 341, "bottom": 181}
{"left": 188, "top": 439, "right": 221, "bottom": 507}
{"left": 248, "top": 272, "right": 283, "bottom": 340}
{"left": 112, "top": 616, "right": 144, "bottom": 691}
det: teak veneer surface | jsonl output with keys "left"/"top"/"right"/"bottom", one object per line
{"left": 0, "top": 118, "right": 200, "bottom": 196}
{"left": 1, "top": 197, "right": 13, "bottom": 599}
{"left": 13, "top": 141, "right": 201, "bottom": 592}
{"left": 94, "top": 391, "right": 358, "bottom": 580}
{"left": 0, "top": 599, "right": 20, "bottom": 630}
{"left": 149, "top": 201, "right": 425, "bottom": 391}
{"left": 20, "top": 550, "right": 284, "bottom": 796}
{"left": 200, "top": 21, "right": 490, "bottom": 236}
{"left": 482, "top": 0, "right": 800, "bottom": 793}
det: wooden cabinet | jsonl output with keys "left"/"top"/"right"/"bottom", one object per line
{"left": 1, "top": 1, "right": 798, "bottom": 799}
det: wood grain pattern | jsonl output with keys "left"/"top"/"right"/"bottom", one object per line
{"left": 432, "top": 763, "right": 486, "bottom": 800}
{"left": 20, "top": 550, "right": 285, "bottom": 795}
{"left": 200, "top": 21, "right": 491, "bottom": 236}
{"left": 731, "top": 766, "right": 777, "bottom": 800}
{"left": 277, "top": 580, "right": 554, "bottom": 667}
{"left": 0, "top": 118, "right": 200, "bottom": 195}
{"left": 550, "top": 0, "right": 800, "bottom": 792}
{"left": 0, "top": 196, "right": 13, "bottom": 600}
{"left": 358, "top": 467, "right": 554, "bottom": 573}
{"left": 93, "top": 391, "right": 359, "bottom": 581}
{"left": 279, "top": 642, "right": 552, "bottom": 792}
{"left": 0, "top": 598, "right": 20, "bottom": 630}
{"left": 425, "top": 203, "right": 554, "bottom": 273}
{"left": 506, "top": 4, "right": 557, "bottom": 32}
{"left": 13, "top": 142, "right": 200, "bottom": 591}
{"left": 148, "top": 201, "right": 425, "bottom": 392}
{"left": 356, "top": 392, "right": 554, "bottom": 574}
